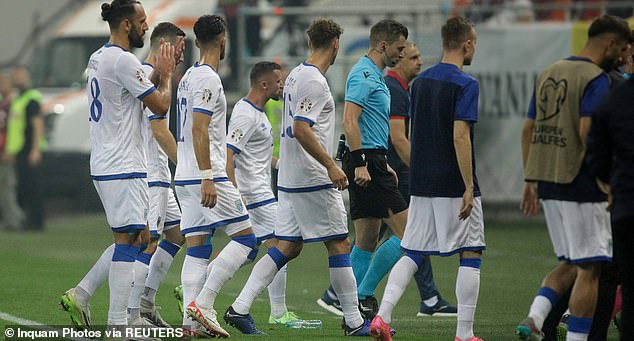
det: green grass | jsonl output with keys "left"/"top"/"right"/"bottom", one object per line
{"left": 0, "top": 213, "right": 620, "bottom": 340}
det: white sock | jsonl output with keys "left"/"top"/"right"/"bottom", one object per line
{"left": 424, "top": 295, "right": 439, "bottom": 307}
{"left": 329, "top": 254, "right": 363, "bottom": 329}
{"left": 456, "top": 265, "right": 481, "bottom": 340}
{"left": 567, "top": 332, "right": 588, "bottom": 341}
{"left": 377, "top": 256, "right": 418, "bottom": 324}
{"left": 144, "top": 244, "right": 177, "bottom": 303}
{"left": 108, "top": 246, "right": 136, "bottom": 326}
{"left": 232, "top": 254, "right": 281, "bottom": 314}
{"left": 528, "top": 287, "right": 560, "bottom": 331}
{"left": 268, "top": 264, "right": 288, "bottom": 318}
{"left": 181, "top": 254, "right": 208, "bottom": 326}
{"left": 77, "top": 244, "right": 114, "bottom": 300}
{"left": 196, "top": 240, "right": 251, "bottom": 310}
{"left": 233, "top": 247, "right": 288, "bottom": 315}
{"left": 127, "top": 260, "right": 149, "bottom": 320}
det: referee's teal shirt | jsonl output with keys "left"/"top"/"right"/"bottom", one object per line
{"left": 345, "top": 56, "right": 390, "bottom": 150}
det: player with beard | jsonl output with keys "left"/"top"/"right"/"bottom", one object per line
{"left": 176, "top": 15, "right": 258, "bottom": 338}
{"left": 517, "top": 15, "right": 631, "bottom": 341}
{"left": 60, "top": 0, "right": 176, "bottom": 330}
{"left": 222, "top": 18, "right": 371, "bottom": 336}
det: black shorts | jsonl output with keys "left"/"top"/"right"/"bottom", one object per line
{"left": 343, "top": 149, "right": 408, "bottom": 220}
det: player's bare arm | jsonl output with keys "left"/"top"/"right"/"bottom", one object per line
{"left": 143, "top": 42, "right": 175, "bottom": 116}
{"left": 389, "top": 118, "right": 410, "bottom": 168}
{"left": 293, "top": 120, "right": 348, "bottom": 190}
{"left": 579, "top": 116, "right": 592, "bottom": 146}
{"left": 520, "top": 118, "right": 539, "bottom": 216}
{"left": 29, "top": 113, "right": 44, "bottom": 167}
{"left": 192, "top": 112, "right": 217, "bottom": 208}
{"left": 225, "top": 147, "right": 237, "bottom": 188}
{"left": 342, "top": 101, "right": 370, "bottom": 187}
{"left": 454, "top": 120, "right": 474, "bottom": 220}
{"left": 150, "top": 118, "right": 177, "bottom": 163}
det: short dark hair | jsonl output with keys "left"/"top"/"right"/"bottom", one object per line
{"left": 306, "top": 18, "right": 343, "bottom": 49}
{"left": 250, "top": 62, "right": 281, "bottom": 86}
{"left": 101, "top": 0, "right": 140, "bottom": 28}
{"left": 194, "top": 15, "right": 227, "bottom": 45}
{"left": 588, "top": 15, "right": 631, "bottom": 41}
{"left": 150, "top": 22, "right": 186, "bottom": 47}
{"left": 441, "top": 16, "right": 475, "bottom": 50}
{"left": 370, "top": 19, "right": 408, "bottom": 47}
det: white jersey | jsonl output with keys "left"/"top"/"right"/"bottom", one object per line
{"left": 86, "top": 44, "right": 156, "bottom": 178}
{"left": 141, "top": 63, "right": 171, "bottom": 184}
{"left": 278, "top": 62, "right": 336, "bottom": 190}
{"left": 174, "top": 63, "right": 228, "bottom": 183}
{"left": 227, "top": 98, "right": 275, "bottom": 205}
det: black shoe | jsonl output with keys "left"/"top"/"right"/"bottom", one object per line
{"left": 317, "top": 287, "right": 343, "bottom": 316}
{"left": 417, "top": 297, "right": 457, "bottom": 317}
{"left": 358, "top": 296, "right": 378, "bottom": 320}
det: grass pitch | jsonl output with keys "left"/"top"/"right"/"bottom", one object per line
{"left": 0, "top": 213, "right": 620, "bottom": 340}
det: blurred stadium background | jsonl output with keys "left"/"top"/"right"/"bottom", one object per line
{"left": 0, "top": 0, "right": 632, "bottom": 340}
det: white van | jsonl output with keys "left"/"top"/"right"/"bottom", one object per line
{"left": 31, "top": 0, "right": 217, "bottom": 210}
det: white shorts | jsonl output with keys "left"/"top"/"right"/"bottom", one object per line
{"left": 148, "top": 185, "right": 182, "bottom": 238}
{"left": 542, "top": 200, "right": 612, "bottom": 264}
{"left": 401, "top": 196, "right": 485, "bottom": 256}
{"left": 176, "top": 180, "right": 250, "bottom": 237}
{"left": 245, "top": 198, "right": 277, "bottom": 243}
{"left": 275, "top": 188, "right": 348, "bottom": 243}
{"left": 93, "top": 178, "right": 148, "bottom": 232}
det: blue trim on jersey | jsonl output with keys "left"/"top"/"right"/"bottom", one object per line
{"left": 304, "top": 233, "right": 349, "bottom": 243}
{"left": 92, "top": 172, "right": 147, "bottom": 181}
{"left": 242, "top": 98, "right": 264, "bottom": 112}
{"left": 256, "top": 233, "right": 275, "bottom": 244}
{"left": 557, "top": 255, "right": 612, "bottom": 264}
{"left": 194, "top": 62, "right": 219, "bottom": 75}
{"left": 246, "top": 197, "right": 277, "bottom": 210}
{"left": 174, "top": 178, "right": 229, "bottom": 186}
{"left": 181, "top": 214, "right": 250, "bottom": 236}
{"left": 274, "top": 234, "right": 303, "bottom": 242}
{"left": 104, "top": 43, "right": 127, "bottom": 51}
{"left": 294, "top": 116, "right": 315, "bottom": 127}
{"left": 111, "top": 224, "right": 146, "bottom": 233}
{"left": 400, "top": 245, "right": 486, "bottom": 257}
{"left": 142, "top": 62, "right": 155, "bottom": 68}
{"left": 302, "top": 61, "right": 320, "bottom": 71}
{"left": 138, "top": 87, "right": 157, "bottom": 100}
{"left": 227, "top": 143, "right": 241, "bottom": 154}
{"left": 277, "top": 184, "right": 334, "bottom": 193}
{"left": 148, "top": 115, "right": 165, "bottom": 121}
{"left": 148, "top": 181, "right": 170, "bottom": 188}
{"left": 150, "top": 231, "right": 160, "bottom": 238}
{"left": 165, "top": 220, "right": 180, "bottom": 227}
{"left": 193, "top": 107, "right": 213, "bottom": 116}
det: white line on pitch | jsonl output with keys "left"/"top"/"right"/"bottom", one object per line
{"left": 0, "top": 311, "right": 92, "bottom": 341}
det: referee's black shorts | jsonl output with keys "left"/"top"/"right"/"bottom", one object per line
{"left": 342, "top": 148, "right": 408, "bottom": 220}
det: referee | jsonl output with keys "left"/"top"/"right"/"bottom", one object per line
{"left": 342, "top": 19, "right": 408, "bottom": 319}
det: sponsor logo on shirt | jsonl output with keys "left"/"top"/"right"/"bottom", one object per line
{"left": 230, "top": 128, "right": 244, "bottom": 143}
{"left": 202, "top": 89, "right": 213, "bottom": 103}
{"left": 136, "top": 69, "right": 146, "bottom": 83}
{"left": 299, "top": 98, "right": 313, "bottom": 113}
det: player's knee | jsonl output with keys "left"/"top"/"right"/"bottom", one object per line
{"left": 232, "top": 233, "right": 257, "bottom": 250}
{"left": 277, "top": 240, "right": 302, "bottom": 260}
{"left": 405, "top": 251, "right": 424, "bottom": 270}
{"left": 164, "top": 229, "right": 185, "bottom": 246}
